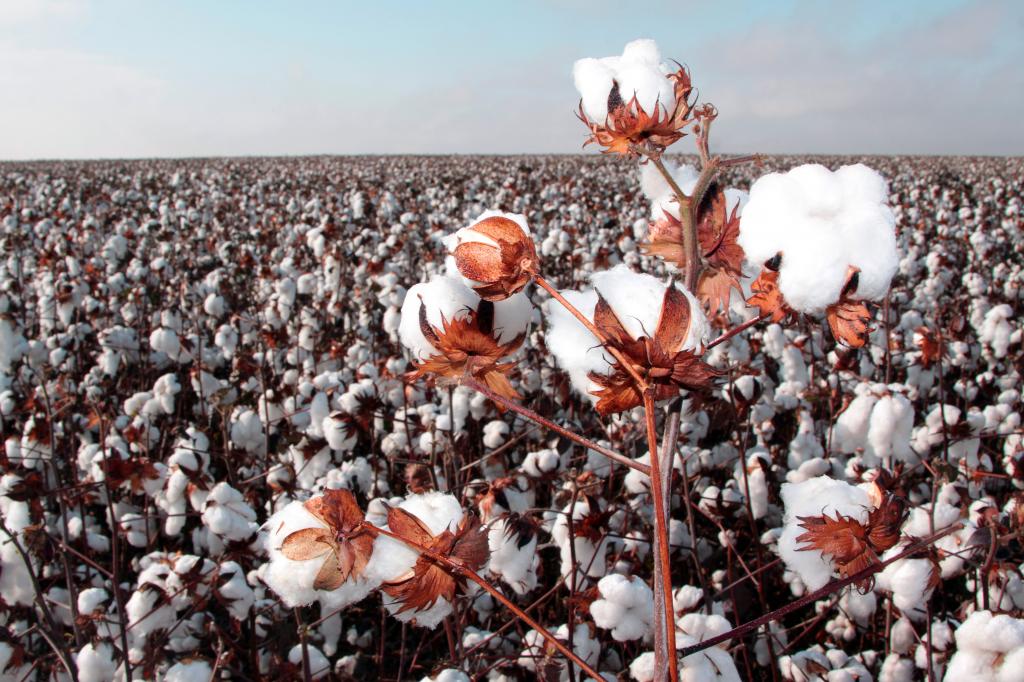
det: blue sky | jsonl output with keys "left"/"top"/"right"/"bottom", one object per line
{"left": 1, "top": 0, "right": 1021, "bottom": 158}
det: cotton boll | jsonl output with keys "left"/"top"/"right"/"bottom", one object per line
{"left": 262, "top": 500, "right": 379, "bottom": 609}
{"left": 573, "top": 39, "right": 675, "bottom": 124}
{"left": 778, "top": 476, "right": 872, "bottom": 591}
{"left": 876, "top": 556, "right": 936, "bottom": 622}
{"left": 591, "top": 265, "right": 707, "bottom": 352}
{"left": 399, "top": 276, "right": 479, "bottom": 360}
{"left": 590, "top": 573, "right": 654, "bottom": 641}
{"left": 76, "top": 642, "right": 119, "bottom": 682}
{"left": 201, "top": 482, "right": 258, "bottom": 542}
{"left": 487, "top": 516, "right": 539, "bottom": 595}
{"left": 739, "top": 163, "right": 898, "bottom": 312}
{"left": 945, "top": 611, "right": 1024, "bottom": 682}
{"left": 867, "top": 392, "right": 916, "bottom": 465}
{"left": 365, "top": 491, "right": 466, "bottom": 627}
{"left": 288, "top": 643, "right": 330, "bottom": 679}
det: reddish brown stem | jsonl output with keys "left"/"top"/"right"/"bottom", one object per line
{"left": 676, "top": 524, "right": 963, "bottom": 660}
{"left": 463, "top": 377, "right": 649, "bottom": 475}
{"left": 534, "top": 275, "right": 649, "bottom": 389}
{"left": 706, "top": 313, "right": 770, "bottom": 350}
{"left": 643, "top": 392, "right": 680, "bottom": 682}
{"left": 367, "top": 525, "right": 605, "bottom": 681}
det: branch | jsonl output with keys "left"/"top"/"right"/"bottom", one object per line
{"left": 365, "top": 524, "right": 606, "bottom": 682}
{"left": 462, "top": 376, "right": 649, "bottom": 475}
{"left": 676, "top": 524, "right": 964, "bottom": 660}
{"left": 643, "top": 392, "right": 679, "bottom": 682}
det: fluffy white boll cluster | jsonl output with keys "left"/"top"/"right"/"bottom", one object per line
{"left": 574, "top": 39, "right": 676, "bottom": 123}
{"left": 589, "top": 573, "right": 654, "bottom": 641}
{"left": 545, "top": 265, "right": 708, "bottom": 402}
{"left": 778, "top": 476, "right": 873, "bottom": 591}
{"left": 944, "top": 611, "right": 1024, "bottom": 681}
{"left": 738, "top": 163, "right": 898, "bottom": 312}
{"left": 398, "top": 275, "right": 532, "bottom": 361}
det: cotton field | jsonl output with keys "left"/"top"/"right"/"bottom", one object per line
{"left": 0, "top": 149, "right": 1022, "bottom": 681}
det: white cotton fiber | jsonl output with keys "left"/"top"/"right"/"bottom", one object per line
{"left": 590, "top": 573, "right": 654, "bottom": 641}
{"left": 573, "top": 39, "right": 675, "bottom": 123}
{"left": 738, "top": 163, "right": 898, "bottom": 312}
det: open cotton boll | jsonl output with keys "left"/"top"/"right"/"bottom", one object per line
{"left": 944, "top": 611, "right": 1024, "bottom": 681}
{"left": 365, "top": 491, "right": 466, "bottom": 627}
{"left": 398, "top": 275, "right": 531, "bottom": 361}
{"left": 590, "top": 573, "right": 654, "bottom": 641}
{"left": 591, "top": 265, "right": 708, "bottom": 352}
{"left": 399, "top": 276, "right": 479, "bottom": 360}
{"left": 778, "top": 476, "right": 873, "bottom": 591}
{"left": 573, "top": 39, "right": 674, "bottom": 122}
{"left": 739, "top": 163, "right": 897, "bottom": 312}
{"left": 262, "top": 500, "right": 380, "bottom": 608}
{"left": 875, "top": 555, "right": 936, "bottom": 622}
{"left": 487, "top": 516, "right": 539, "bottom": 595}
{"left": 288, "top": 643, "right": 331, "bottom": 679}
{"left": 867, "top": 393, "right": 916, "bottom": 465}
{"left": 76, "top": 642, "right": 119, "bottom": 682}
{"left": 201, "top": 482, "right": 258, "bottom": 542}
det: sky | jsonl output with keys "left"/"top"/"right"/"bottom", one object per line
{"left": 0, "top": 0, "right": 1021, "bottom": 159}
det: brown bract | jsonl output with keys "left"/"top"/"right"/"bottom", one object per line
{"left": 279, "top": 489, "right": 374, "bottom": 591}
{"left": 577, "top": 67, "right": 693, "bottom": 155}
{"left": 914, "top": 325, "right": 945, "bottom": 368}
{"left": 698, "top": 187, "right": 744, "bottom": 277}
{"left": 587, "top": 286, "right": 720, "bottom": 416}
{"left": 796, "top": 512, "right": 877, "bottom": 590}
{"left": 452, "top": 216, "right": 538, "bottom": 301}
{"left": 406, "top": 299, "right": 525, "bottom": 402}
{"left": 826, "top": 268, "right": 874, "bottom": 349}
{"left": 382, "top": 507, "right": 489, "bottom": 614}
{"left": 746, "top": 267, "right": 793, "bottom": 323}
{"left": 796, "top": 486, "right": 908, "bottom": 591}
